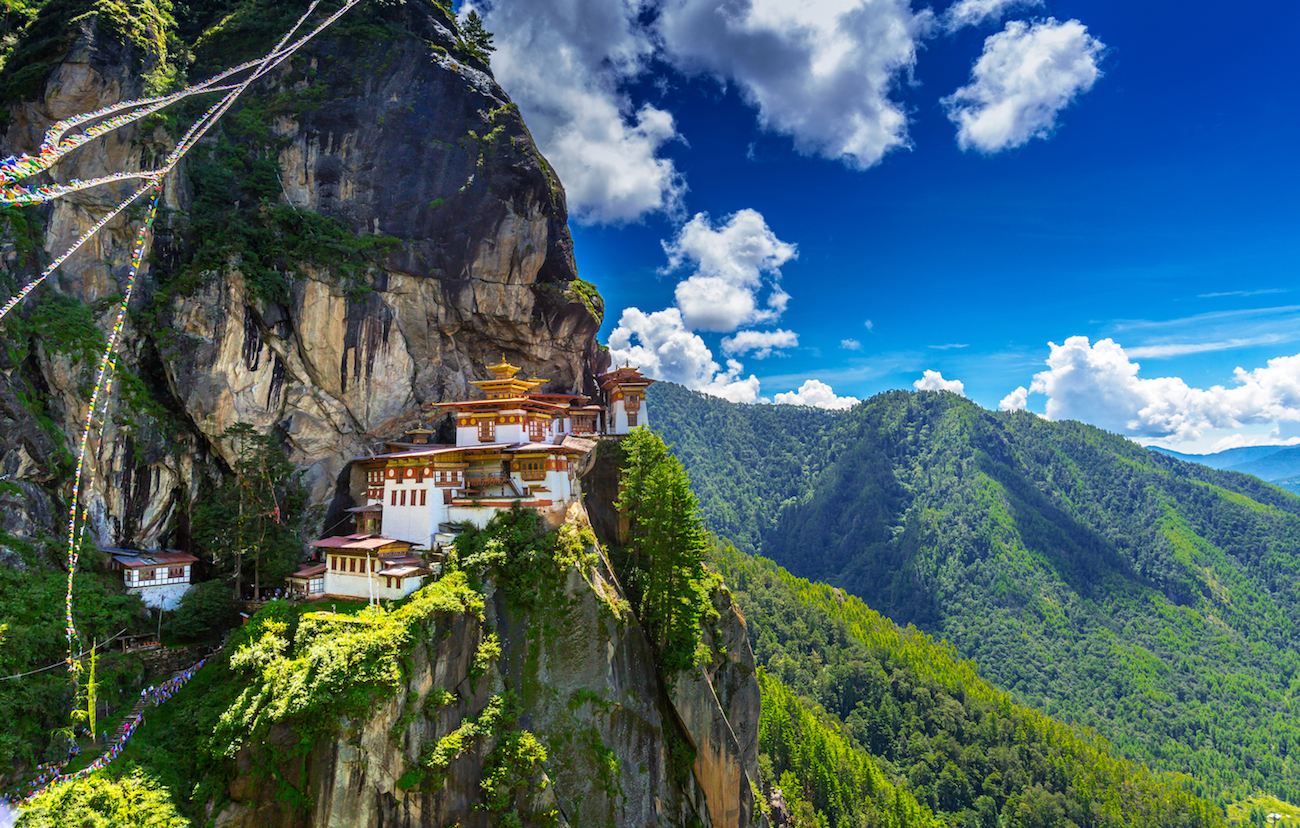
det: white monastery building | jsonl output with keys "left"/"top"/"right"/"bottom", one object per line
{"left": 107, "top": 549, "right": 198, "bottom": 610}
{"left": 304, "top": 358, "right": 654, "bottom": 601}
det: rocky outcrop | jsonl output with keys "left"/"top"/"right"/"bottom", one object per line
{"left": 0, "top": 0, "right": 604, "bottom": 546}
{"left": 214, "top": 507, "right": 761, "bottom": 828}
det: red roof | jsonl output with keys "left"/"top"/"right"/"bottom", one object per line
{"left": 309, "top": 534, "right": 415, "bottom": 552}
{"left": 507, "top": 442, "right": 587, "bottom": 454}
{"left": 378, "top": 564, "right": 431, "bottom": 578}
{"left": 291, "top": 563, "right": 327, "bottom": 579}
{"left": 598, "top": 366, "right": 653, "bottom": 391}
{"left": 110, "top": 551, "right": 198, "bottom": 569}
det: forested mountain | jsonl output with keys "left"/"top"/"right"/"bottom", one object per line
{"left": 718, "top": 545, "right": 1224, "bottom": 828}
{"left": 650, "top": 382, "right": 1300, "bottom": 804}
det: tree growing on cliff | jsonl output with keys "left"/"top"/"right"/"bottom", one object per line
{"left": 194, "top": 424, "right": 307, "bottom": 600}
{"left": 616, "top": 428, "right": 715, "bottom": 673}
{"left": 459, "top": 10, "right": 494, "bottom": 64}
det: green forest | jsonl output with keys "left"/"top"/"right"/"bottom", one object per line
{"left": 719, "top": 544, "right": 1223, "bottom": 828}
{"left": 650, "top": 382, "right": 1300, "bottom": 808}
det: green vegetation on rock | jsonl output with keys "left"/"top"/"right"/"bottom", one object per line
{"left": 17, "top": 768, "right": 189, "bottom": 828}
{"left": 214, "top": 572, "right": 483, "bottom": 758}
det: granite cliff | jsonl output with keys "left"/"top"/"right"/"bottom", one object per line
{"left": 177, "top": 505, "right": 760, "bottom": 828}
{"left": 0, "top": 0, "right": 605, "bottom": 549}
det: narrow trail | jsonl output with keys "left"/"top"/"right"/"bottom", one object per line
{"left": 2, "top": 656, "right": 211, "bottom": 806}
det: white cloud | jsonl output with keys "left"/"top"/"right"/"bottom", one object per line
{"left": 1126, "top": 334, "right": 1293, "bottom": 359}
{"left": 657, "top": 0, "right": 933, "bottom": 170}
{"left": 774, "top": 379, "right": 860, "bottom": 410}
{"left": 701, "top": 360, "right": 766, "bottom": 403}
{"left": 1208, "top": 433, "right": 1300, "bottom": 452}
{"left": 943, "top": 18, "right": 1104, "bottom": 153}
{"left": 1198, "top": 289, "right": 1288, "bottom": 299}
{"left": 841, "top": 338, "right": 862, "bottom": 351}
{"left": 607, "top": 307, "right": 763, "bottom": 403}
{"left": 470, "top": 0, "right": 685, "bottom": 223}
{"left": 942, "top": 0, "right": 1042, "bottom": 32}
{"left": 930, "top": 343, "right": 969, "bottom": 350}
{"left": 722, "top": 329, "right": 799, "bottom": 359}
{"left": 865, "top": 319, "right": 875, "bottom": 331}
{"left": 914, "top": 369, "right": 966, "bottom": 395}
{"left": 662, "top": 209, "right": 797, "bottom": 332}
{"left": 1023, "top": 336, "right": 1300, "bottom": 442}
{"left": 1000, "top": 385, "right": 1029, "bottom": 411}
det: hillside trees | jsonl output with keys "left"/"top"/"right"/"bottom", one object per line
{"left": 615, "top": 427, "right": 716, "bottom": 673}
{"left": 716, "top": 545, "right": 1226, "bottom": 828}
{"left": 192, "top": 424, "right": 308, "bottom": 599}
{"left": 653, "top": 382, "right": 1300, "bottom": 802}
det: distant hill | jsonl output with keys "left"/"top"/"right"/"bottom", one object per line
{"left": 649, "top": 381, "right": 1300, "bottom": 803}
{"left": 1149, "top": 444, "right": 1300, "bottom": 482}
{"left": 716, "top": 545, "right": 1225, "bottom": 827}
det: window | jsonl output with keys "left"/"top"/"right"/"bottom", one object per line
{"left": 519, "top": 459, "right": 545, "bottom": 481}
{"left": 141, "top": 568, "right": 156, "bottom": 581}
{"left": 168, "top": 566, "right": 184, "bottom": 579}
{"left": 350, "top": 558, "right": 357, "bottom": 573}
{"left": 444, "top": 488, "right": 453, "bottom": 505}
{"left": 625, "top": 393, "right": 641, "bottom": 412}
{"left": 420, "top": 488, "right": 427, "bottom": 506}
{"left": 400, "top": 489, "right": 407, "bottom": 506}
{"left": 528, "top": 418, "right": 545, "bottom": 442}
{"left": 627, "top": 411, "right": 638, "bottom": 427}
{"left": 331, "top": 556, "right": 337, "bottom": 571}
{"left": 391, "top": 490, "right": 397, "bottom": 506}
{"left": 478, "top": 418, "right": 495, "bottom": 442}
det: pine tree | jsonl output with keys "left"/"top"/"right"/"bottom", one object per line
{"left": 616, "top": 428, "right": 711, "bottom": 672}
{"left": 460, "top": 10, "right": 495, "bottom": 64}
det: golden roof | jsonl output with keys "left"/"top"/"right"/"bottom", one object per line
{"left": 485, "top": 354, "right": 521, "bottom": 379}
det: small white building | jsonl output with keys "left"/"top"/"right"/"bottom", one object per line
{"left": 309, "top": 534, "right": 432, "bottom": 601}
{"left": 287, "top": 562, "right": 326, "bottom": 598}
{"left": 107, "top": 549, "right": 198, "bottom": 610}
{"left": 598, "top": 365, "right": 654, "bottom": 434}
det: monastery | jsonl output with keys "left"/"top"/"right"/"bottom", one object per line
{"left": 306, "top": 358, "right": 653, "bottom": 601}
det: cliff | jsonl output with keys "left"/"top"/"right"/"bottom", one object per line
{"left": 0, "top": 0, "right": 605, "bottom": 548}
{"left": 204, "top": 506, "right": 761, "bottom": 828}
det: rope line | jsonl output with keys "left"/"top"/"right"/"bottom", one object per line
{"left": 63, "top": 187, "right": 161, "bottom": 665}
{"left": 0, "top": 0, "right": 368, "bottom": 685}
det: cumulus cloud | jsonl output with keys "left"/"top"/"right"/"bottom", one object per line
{"left": 774, "top": 379, "right": 861, "bottom": 410}
{"left": 1022, "top": 337, "right": 1300, "bottom": 442}
{"left": 841, "top": 338, "right": 862, "bottom": 351}
{"left": 942, "top": 0, "right": 1042, "bottom": 32}
{"left": 1000, "top": 385, "right": 1029, "bottom": 411}
{"left": 470, "top": 0, "right": 685, "bottom": 223}
{"left": 657, "top": 0, "right": 933, "bottom": 170}
{"left": 662, "top": 209, "right": 797, "bottom": 332}
{"left": 914, "top": 369, "right": 967, "bottom": 395}
{"left": 607, "top": 307, "right": 763, "bottom": 402}
{"left": 943, "top": 18, "right": 1104, "bottom": 153}
{"left": 722, "top": 329, "right": 799, "bottom": 359}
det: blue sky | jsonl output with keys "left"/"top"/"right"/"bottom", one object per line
{"left": 470, "top": 0, "right": 1300, "bottom": 453}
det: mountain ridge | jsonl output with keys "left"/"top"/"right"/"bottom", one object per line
{"left": 649, "top": 381, "right": 1300, "bottom": 803}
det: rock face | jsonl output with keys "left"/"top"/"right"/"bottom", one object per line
{"left": 0, "top": 0, "right": 604, "bottom": 546}
{"left": 215, "top": 507, "right": 761, "bottom": 828}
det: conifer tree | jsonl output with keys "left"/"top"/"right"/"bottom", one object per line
{"left": 616, "top": 428, "right": 711, "bottom": 672}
